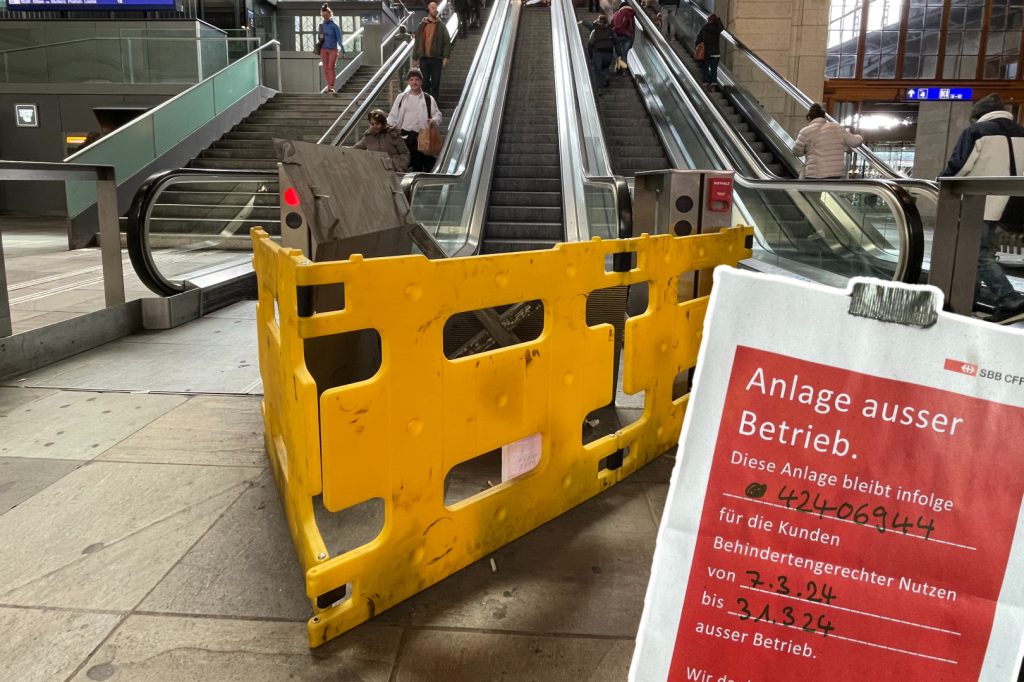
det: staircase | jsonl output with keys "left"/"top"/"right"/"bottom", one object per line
{"left": 575, "top": 11, "right": 670, "bottom": 177}
{"left": 482, "top": 7, "right": 563, "bottom": 254}
{"left": 147, "top": 66, "right": 376, "bottom": 239}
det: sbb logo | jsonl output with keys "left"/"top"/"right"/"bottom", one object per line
{"left": 944, "top": 358, "right": 978, "bottom": 376}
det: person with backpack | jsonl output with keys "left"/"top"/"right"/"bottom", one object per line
{"left": 386, "top": 68, "right": 443, "bottom": 172}
{"left": 584, "top": 14, "right": 616, "bottom": 93}
{"left": 940, "top": 93, "right": 1024, "bottom": 323}
{"left": 792, "top": 103, "right": 863, "bottom": 179}
{"left": 695, "top": 13, "right": 723, "bottom": 91}
{"left": 318, "top": 3, "right": 344, "bottom": 94}
{"left": 611, "top": 0, "right": 637, "bottom": 62}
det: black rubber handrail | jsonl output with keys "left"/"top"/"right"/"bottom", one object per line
{"left": 126, "top": 167, "right": 276, "bottom": 296}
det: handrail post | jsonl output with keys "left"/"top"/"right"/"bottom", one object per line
{"left": 276, "top": 42, "right": 283, "bottom": 91}
{"left": 127, "top": 38, "right": 135, "bottom": 84}
{"left": 96, "top": 167, "right": 126, "bottom": 307}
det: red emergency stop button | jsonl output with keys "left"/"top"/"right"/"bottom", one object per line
{"left": 706, "top": 177, "right": 733, "bottom": 213}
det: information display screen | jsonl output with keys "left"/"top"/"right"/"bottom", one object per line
{"left": 6, "top": 0, "right": 181, "bottom": 10}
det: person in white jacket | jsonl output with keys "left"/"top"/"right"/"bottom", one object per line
{"left": 940, "top": 93, "right": 1024, "bottom": 324}
{"left": 792, "top": 103, "right": 863, "bottom": 179}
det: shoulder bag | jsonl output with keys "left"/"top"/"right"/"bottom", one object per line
{"left": 313, "top": 24, "right": 324, "bottom": 53}
{"left": 694, "top": 41, "right": 705, "bottom": 61}
{"left": 999, "top": 135, "right": 1024, "bottom": 233}
{"left": 417, "top": 96, "right": 443, "bottom": 157}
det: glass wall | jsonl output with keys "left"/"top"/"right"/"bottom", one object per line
{"left": 827, "top": 0, "right": 862, "bottom": 77}
{"left": 863, "top": 0, "right": 902, "bottom": 77}
{"left": 828, "top": 0, "right": 1024, "bottom": 80}
{"left": 294, "top": 14, "right": 362, "bottom": 53}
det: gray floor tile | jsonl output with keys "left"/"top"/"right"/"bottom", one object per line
{"left": 7, "top": 286, "right": 107, "bottom": 313}
{"left": 0, "top": 386, "right": 54, "bottom": 413}
{"left": 140, "top": 471, "right": 311, "bottom": 621}
{"left": 392, "top": 629, "right": 634, "bottom": 681}
{"left": 0, "top": 461, "right": 261, "bottom": 611}
{"left": 0, "top": 456, "right": 82, "bottom": 513}
{"left": 99, "top": 395, "right": 266, "bottom": 467}
{"left": 628, "top": 449, "right": 676, "bottom": 483}
{"left": 21, "top": 340, "right": 260, "bottom": 393}
{"left": 71, "top": 615, "right": 402, "bottom": 681}
{"left": 376, "top": 481, "right": 659, "bottom": 638}
{"left": 0, "top": 391, "right": 187, "bottom": 461}
{"left": 643, "top": 483, "right": 668, "bottom": 526}
{"left": 0, "top": 606, "right": 121, "bottom": 682}
{"left": 206, "top": 300, "right": 257, "bottom": 319}
{"left": 123, "top": 316, "right": 257, "bottom": 348}
{"left": 11, "top": 310, "right": 84, "bottom": 334}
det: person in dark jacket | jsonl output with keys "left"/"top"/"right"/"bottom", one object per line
{"left": 585, "top": 14, "right": 616, "bottom": 92}
{"left": 413, "top": 2, "right": 452, "bottom": 101}
{"left": 353, "top": 109, "right": 411, "bottom": 171}
{"left": 696, "top": 13, "right": 723, "bottom": 91}
{"left": 940, "top": 93, "right": 1024, "bottom": 323}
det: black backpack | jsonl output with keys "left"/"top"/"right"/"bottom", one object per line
{"left": 1000, "top": 135, "right": 1024, "bottom": 233}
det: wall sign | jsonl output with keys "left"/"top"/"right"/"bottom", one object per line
{"left": 14, "top": 104, "right": 38, "bottom": 128}
{"left": 631, "top": 270, "right": 1024, "bottom": 681}
{"left": 906, "top": 87, "right": 973, "bottom": 101}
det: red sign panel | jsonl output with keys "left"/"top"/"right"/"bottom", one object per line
{"left": 668, "top": 346, "right": 1024, "bottom": 681}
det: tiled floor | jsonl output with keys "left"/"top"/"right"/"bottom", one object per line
{"left": 0, "top": 301, "right": 672, "bottom": 681}
{"left": 2, "top": 220, "right": 251, "bottom": 335}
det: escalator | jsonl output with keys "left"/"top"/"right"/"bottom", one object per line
{"left": 575, "top": 11, "right": 670, "bottom": 178}
{"left": 482, "top": 6, "right": 564, "bottom": 254}
{"left": 568, "top": 2, "right": 924, "bottom": 284}
{"left": 658, "top": 0, "right": 940, "bottom": 253}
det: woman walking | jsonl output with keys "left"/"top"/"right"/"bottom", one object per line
{"left": 695, "top": 13, "right": 723, "bottom": 91}
{"left": 319, "top": 3, "right": 343, "bottom": 94}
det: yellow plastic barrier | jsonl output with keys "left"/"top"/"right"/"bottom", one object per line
{"left": 252, "top": 226, "right": 753, "bottom": 647}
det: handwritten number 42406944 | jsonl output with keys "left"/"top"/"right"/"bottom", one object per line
{"left": 776, "top": 485, "right": 936, "bottom": 540}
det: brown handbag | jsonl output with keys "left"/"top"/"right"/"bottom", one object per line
{"left": 418, "top": 125, "right": 442, "bottom": 156}
{"left": 694, "top": 41, "right": 705, "bottom": 61}
{"left": 417, "top": 96, "right": 443, "bottom": 156}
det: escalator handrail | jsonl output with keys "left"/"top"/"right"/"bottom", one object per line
{"left": 625, "top": 22, "right": 924, "bottom": 282}
{"left": 125, "top": 167, "right": 275, "bottom": 296}
{"left": 552, "top": 0, "right": 633, "bottom": 245}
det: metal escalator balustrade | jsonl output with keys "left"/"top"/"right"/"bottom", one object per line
{"left": 617, "top": 11, "right": 924, "bottom": 284}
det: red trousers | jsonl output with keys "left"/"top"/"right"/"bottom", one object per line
{"left": 321, "top": 48, "right": 339, "bottom": 89}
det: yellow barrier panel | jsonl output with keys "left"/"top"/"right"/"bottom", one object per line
{"left": 252, "top": 226, "right": 753, "bottom": 647}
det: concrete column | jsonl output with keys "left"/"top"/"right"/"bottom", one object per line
{"left": 913, "top": 102, "right": 973, "bottom": 179}
{"left": 726, "top": 0, "right": 827, "bottom": 103}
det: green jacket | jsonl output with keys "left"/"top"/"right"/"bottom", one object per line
{"left": 413, "top": 16, "right": 452, "bottom": 60}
